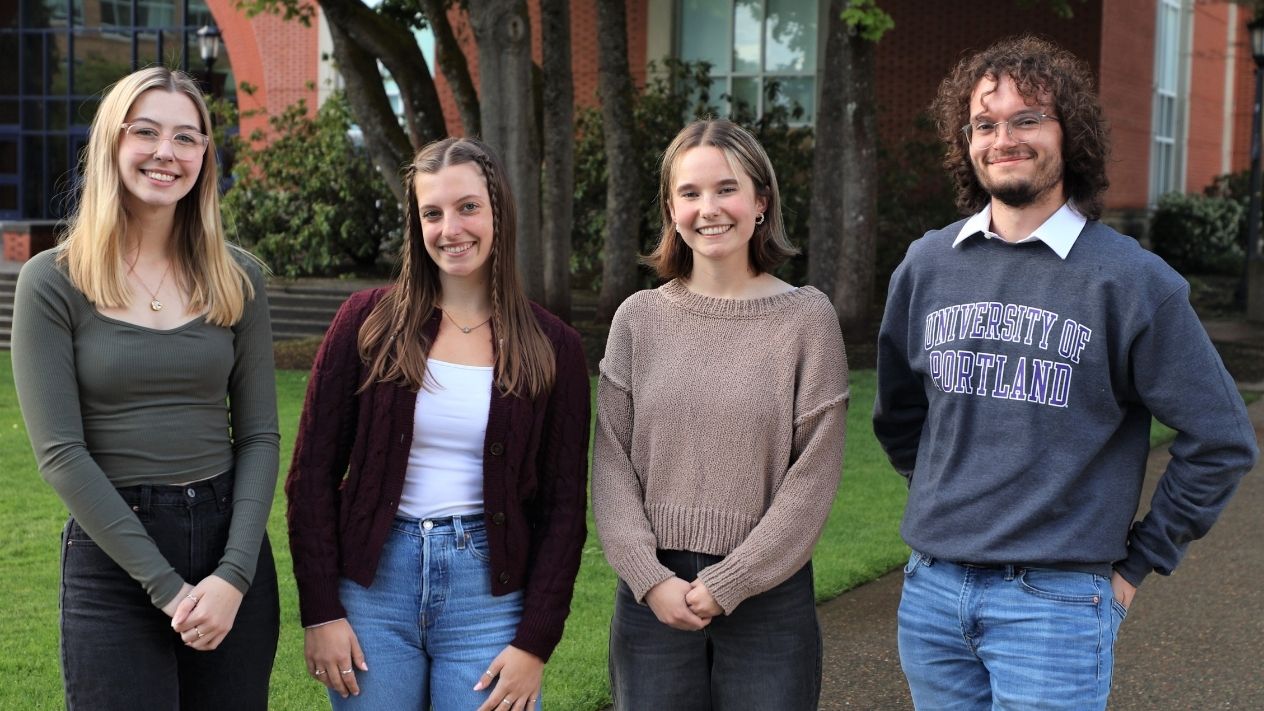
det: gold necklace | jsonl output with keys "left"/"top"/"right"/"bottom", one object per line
{"left": 442, "top": 309, "right": 491, "bottom": 334}
{"left": 126, "top": 256, "right": 172, "bottom": 311}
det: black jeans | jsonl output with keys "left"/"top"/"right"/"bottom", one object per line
{"left": 59, "top": 471, "right": 279, "bottom": 711}
{"left": 608, "top": 549, "right": 822, "bottom": 711}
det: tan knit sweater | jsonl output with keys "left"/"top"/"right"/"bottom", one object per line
{"left": 592, "top": 279, "right": 849, "bottom": 613}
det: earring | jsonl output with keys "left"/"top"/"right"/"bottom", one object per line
{"left": 755, "top": 213, "right": 765, "bottom": 225}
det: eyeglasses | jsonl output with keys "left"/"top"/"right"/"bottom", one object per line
{"left": 119, "top": 123, "right": 209, "bottom": 160}
{"left": 961, "top": 113, "right": 1058, "bottom": 149}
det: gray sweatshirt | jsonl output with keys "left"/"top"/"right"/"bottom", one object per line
{"left": 874, "top": 219, "right": 1257, "bottom": 586}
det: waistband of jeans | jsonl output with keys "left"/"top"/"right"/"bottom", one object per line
{"left": 115, "top": 469, "right": 234, "bottom": 507}
{"left": 949, "top": 558, "right": 1113, "bottom": 577}
{"left": 393, "top": 513, "right": 485, "bottom": 534}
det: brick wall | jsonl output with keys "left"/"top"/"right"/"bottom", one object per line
{"left": 1098, "top": 0, "right": 1155, "bottom": 212}
{"left": 206, "top": 0, "right": 320, "bottom": 141}
{"left": 1187, "top": 1, "right": 1235, "bottom": 195}
{"left": 874, "top": 1, "right": 1101, "bottom": 145}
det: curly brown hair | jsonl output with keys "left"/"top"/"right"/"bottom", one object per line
{"left": 931, "top": 35, "right": 1110, "bottom": 219}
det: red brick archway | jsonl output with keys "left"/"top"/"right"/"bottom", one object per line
{"left": 204, "top": 0, "right": 321, "bottom": 140}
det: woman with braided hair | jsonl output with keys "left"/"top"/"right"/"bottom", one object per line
{"left": 286, "top": 137, "right": 590, "bottom": 710}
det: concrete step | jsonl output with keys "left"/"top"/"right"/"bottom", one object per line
{"left": 267, "top": 291, "right": 349, "bottom": 310}
{"left": 269, "top": 304, "right": 345, "bottom": 322}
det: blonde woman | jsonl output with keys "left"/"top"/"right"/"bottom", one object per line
{"left": 286, "top": 137, "right": 590, "bottom": 710}
{"left": 593, "top": 118, "right": 849, "bottom": 710}
{"left": 12, "top": 67, "right": 279, "bottom": 710}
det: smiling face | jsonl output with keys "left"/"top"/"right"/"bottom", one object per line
{"left": 415, "top": 162, "right": 495, "bottom": 283}
{"left": 116, "top": 89, "right": 205, "bottom": 216}
{"left": 968, "top": 73, "right": 1065, "bottom": 210}
{"left": 667, "top": 145, "right": 767, "bottom": 272}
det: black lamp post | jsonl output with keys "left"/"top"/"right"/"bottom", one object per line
{"left": 1249, "top": 17, "right": 1264, "bottom": 322}
{"left": 196, "top": 24, "right": 222, "bottom": 95}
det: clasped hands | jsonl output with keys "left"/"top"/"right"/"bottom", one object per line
{"left": 162, "top": 575, "right": 244, "bottom": 651}
{"left": 645, "top": 576, "right": 723, "bottom": 631}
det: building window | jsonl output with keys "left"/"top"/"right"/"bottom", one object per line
{"left": 677, "top": 0, "right": 818, "bottom": 121}
{"left": 1150, "top": 0, "right": 1189, "bottom": 203}
{"left": 0, "top": 0, "right": 229, "bottom": 221}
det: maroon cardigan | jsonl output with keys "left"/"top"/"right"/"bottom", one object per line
{"left": 285, "top": 288, "right": 590, "bottom": 660}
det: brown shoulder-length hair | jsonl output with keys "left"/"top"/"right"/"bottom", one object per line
{"left": 931, "top": 35, "right": 1111, "bottom": 219}
{"left": 357, "top": 137, "right": 555, "bottom": 399}
{"left": 644, "top": 118, "right": 798, "bottom": 279}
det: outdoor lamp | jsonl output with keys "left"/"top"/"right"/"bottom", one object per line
{"left": 197, "top": 24, "right": 222, "bottom": 74}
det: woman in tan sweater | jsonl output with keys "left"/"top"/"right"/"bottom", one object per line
{"left": 592, "top": 118, "right": 849, "bottom": 710}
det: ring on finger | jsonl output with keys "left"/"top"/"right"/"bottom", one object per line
{"left": 340, "top": 668, "right": 353, "bottom": 675}
{"left": 194, "top": 627, "right": 204, "bottom": 639}
{"left": 314, "top": 669, "right": 327, "bottom": 677}
{"left": 482, "top": 669, "right": 495, "bottom": 677}
{"left": 500, "top": 699, "right": 513, "bottom": 706}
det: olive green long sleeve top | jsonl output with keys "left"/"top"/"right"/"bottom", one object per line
{"left": 12, "top": 248, "right": 280, "bottom": 609}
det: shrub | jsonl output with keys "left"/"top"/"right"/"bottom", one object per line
{"left": 1149, "top": 191, "right": 1246, "bottom": 275}
{"left": 221, "top": 93, "right": 401, "bottom": 277}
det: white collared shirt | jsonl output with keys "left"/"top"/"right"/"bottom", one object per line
{"left": 952, "top": 202, "right": 1087, "bottom": 260}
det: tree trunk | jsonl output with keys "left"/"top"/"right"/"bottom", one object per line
{"left": 808, "top": 0, "right": 848, "bottom": 304}
{"left": 417, "top": 0, "right": 481, "bottom": 136}
{"left": 469, "top": 0, "right": 544, "bottom": 301}
{"left": 595, "top": 0, "right": 641, "bottom": 322}
{"left": 326, "top": 21, "right": 412, "bottom": 204}
{"left": 540, "top": 0, "right": 574, "bottom": 321}
{"left": 834, "top": 26, "right": 879, "bottom": 337}
{"left": 318, "top": 0, "right": 446, "bottom": 148}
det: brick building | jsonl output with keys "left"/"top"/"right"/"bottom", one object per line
{"left": 2, "top": 0, "right": 1257, "bottom": 230}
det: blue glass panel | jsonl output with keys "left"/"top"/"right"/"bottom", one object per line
{"left": 733, "top": 0, "right": 760, "bottom": 74}
{"left": 765, "top": 0, "right": 816, "bottom": 72}
{"left": 680, "top": 0, "right": 729, "bottom": 73}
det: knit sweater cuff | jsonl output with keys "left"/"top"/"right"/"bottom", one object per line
{"left": 696, "top": 556, "right": 752, "bottom": 614}
{"left": 620, "top": 547, "right": 676, "bottom": 604}
{"left": 297, "top": 578, "right": 347, "bottom": 627}
{"left": 510, "top": 609, "right": 565, "bottom": 662}
{"left": 1114, "top": 548, "right": 1153, "bottom": 588}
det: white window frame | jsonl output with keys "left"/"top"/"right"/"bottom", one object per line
{"left": 1149, "top": 0, "right": 1192, "bottom": 205}
{"left": 674, "top": 0, "right": 820, "bottom": 123}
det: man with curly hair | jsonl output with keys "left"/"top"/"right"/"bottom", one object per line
{"left": 874, "top": 35, "right": 1258, "bottom": 709}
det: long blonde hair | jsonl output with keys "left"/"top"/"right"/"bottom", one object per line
{"left": 358, "top": 138, "right": 555, "bottom": 399}
{"left": 60, "top": 66, "right": 253, "bottom": 326}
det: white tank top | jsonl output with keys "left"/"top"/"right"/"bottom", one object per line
{"left": 397, "top": 358, "right": 493, "bottom": 519}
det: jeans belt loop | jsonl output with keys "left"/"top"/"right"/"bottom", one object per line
{"left": 453, "top": 514, "right": 467, "bottom": 549}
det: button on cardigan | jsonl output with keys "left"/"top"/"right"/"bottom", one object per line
{"left": 285, "top": 288, "right": 591, "bottom": 660}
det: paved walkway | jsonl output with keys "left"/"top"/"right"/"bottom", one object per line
{"left": 818, "top": 385, "right": 1264, "bottom": 709}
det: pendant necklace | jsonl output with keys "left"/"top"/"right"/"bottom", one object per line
{"left": 442, "top": 309, "right": 491, "bottom": 334}
{"left": 126, "top": 256, "right": 172, "bottom": 312}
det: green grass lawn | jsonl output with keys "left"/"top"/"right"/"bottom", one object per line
{"left": 0, "top": 352, "right": 1246, "bottom": 709}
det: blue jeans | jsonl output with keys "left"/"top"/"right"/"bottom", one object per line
{"left": 897, "top": 551, "right": 1127, "bottom": 711}
{"left": 332, "top": 516, "right": 539, "bottom": 711}
{"left": 60, "top": 471, "right": 280, "bottom": 711}
{"left": 607, "top": 549, "right": 822, "bottom": 711}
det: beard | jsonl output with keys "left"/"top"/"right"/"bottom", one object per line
{"left": 989, "top": 181, "right": 1042, "bottom": 208}
{"left": 975, "top": 149, "right": 1063, "bottom": 209}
